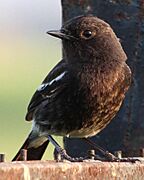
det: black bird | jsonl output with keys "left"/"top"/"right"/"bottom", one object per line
{"left": 12, "top": 15, "right": 131, "bottom": 161}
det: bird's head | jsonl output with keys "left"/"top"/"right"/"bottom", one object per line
{"left": 47, "top": 15, "right": 127, "bottom": 65}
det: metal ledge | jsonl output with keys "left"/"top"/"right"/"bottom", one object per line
{"left": 0, "top": 160, "right": 144, "bottom": 180}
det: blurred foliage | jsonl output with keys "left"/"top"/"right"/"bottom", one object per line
{"left": 0, "top": 37, "right": 63, "bottom": 161}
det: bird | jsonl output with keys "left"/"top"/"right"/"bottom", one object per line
{"left": 12, "top": 15, "right": 131, "bottom": 162}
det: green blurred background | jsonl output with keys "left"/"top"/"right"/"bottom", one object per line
{"left": 0, "top": 0, "right": 63, "bottom": 161}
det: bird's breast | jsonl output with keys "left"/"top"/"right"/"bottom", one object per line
{"left": 68, "top": 64, "right": 129, "bottom": 138}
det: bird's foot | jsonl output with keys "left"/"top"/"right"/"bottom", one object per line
{"left": 83, "top": 138, "right": 140, "bottom": 163}
{"left": 95, "top": 152, "right": 140, "bottom": 163}
{"left": 54, "top": 147, "right": 84, "bottom": 162}
{"left": 93, "top": 151, "right": 140, "bottom": 163}
{"left": 48, "top": 135, "right": 84, "bottom": 162}
{"left": 113, "top": 158, "right": 140, "bottom": 163}
{"left": 58, "top": 148, "right": 85, "bottom": 162}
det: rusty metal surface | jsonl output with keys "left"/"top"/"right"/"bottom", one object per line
{"left": 62, "top": 0, "right": 144, "bottom": 158}
{"left": 0, "top": 160, "right": 144, "bottom": 180}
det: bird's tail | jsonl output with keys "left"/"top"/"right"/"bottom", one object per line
{"left": 12, "top": 131, "right": 49, "bottom": 161}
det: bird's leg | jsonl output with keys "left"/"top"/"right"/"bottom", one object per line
{"left": 47, "top": 135, "right": 84, "bottom": 162}
{"left": 83, "top": 138, "right": 118, "bottom": 161}
{"left": 83, "top": 138, "right": 139, "bottom": 163}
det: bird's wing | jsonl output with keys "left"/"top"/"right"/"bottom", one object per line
{"left": 25, "top": 59, "right": 69, "bottom": 121}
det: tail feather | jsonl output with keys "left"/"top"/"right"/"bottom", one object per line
{"left": 12, "top": 133, "right": 49, "bottom": 161}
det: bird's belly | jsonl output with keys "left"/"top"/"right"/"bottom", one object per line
{"left": 67, "top": 98, "right": 123, "bottom": 138}
{"left": 67, "top": 126, "right": 101, "bottom": 138}
{"left": 67, "top": 115, "right": 113, "bottom": 138}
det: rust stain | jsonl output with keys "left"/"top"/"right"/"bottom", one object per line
{"left": 115, "top": 12, "right": 130, "bottom": 21}
{"left": 139, "top": 0, "right": 144, "bottom": 20}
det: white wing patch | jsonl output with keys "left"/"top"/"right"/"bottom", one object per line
{"left": 37, "top": 83, "right": 48, "bottom": 91}
{"left": 49, "top": 71, "right": 66, "bottom": 85}
{"left": 37, "top": 71, "right": 67, "bottom": 91}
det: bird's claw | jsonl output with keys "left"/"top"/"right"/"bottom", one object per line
{"left": 93, "top": 151, "right": 140, "bottom": 163}
{"left": 116, "top": 158, "right": 140, "bottom": 163}
{"left": 55, "top": 148, "right": 84, "bottom": 162}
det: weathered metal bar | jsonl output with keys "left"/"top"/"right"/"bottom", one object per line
{"left": 140, "top": 148, "right": 144, "bottom": 157}
{"left": 114, "top": 151, "right": 122, "bottom": 159}
{"left": 0, "top": 161, "right": 144, "bottom": 180}
{"left": 87, "top": 150, "right": 95, "bottom": 160}
{"left": 0, "top": 154, "right": 5, "bottom": 162}
{"left": 62, "top": 0, "right": 144, "bottom": 158}
{"left": 19, "top": 149, "right": 27, "bottom": 161}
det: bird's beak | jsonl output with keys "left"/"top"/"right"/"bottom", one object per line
{"left": 47, "top": 30, "right": 69, "bottom": 40}
{"left": 47, "top": 30, "right": 76, "bottom": 41}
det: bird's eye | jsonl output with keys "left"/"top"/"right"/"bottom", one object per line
{"left": 81, "top": 30, "right": 95, "bottom": 39}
